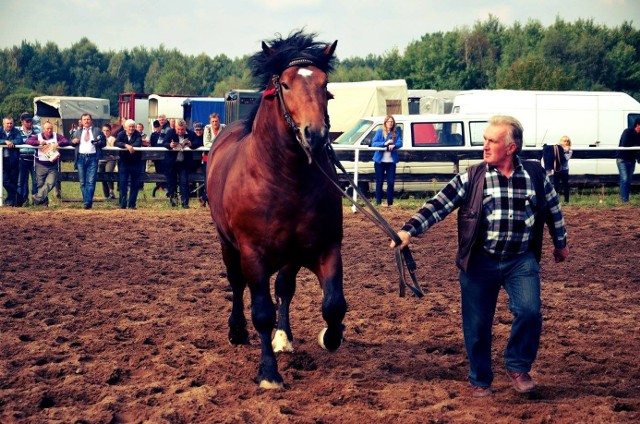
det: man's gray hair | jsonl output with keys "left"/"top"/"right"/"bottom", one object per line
{"left": 489, "top": 115, "right": 524, "bottom": 154}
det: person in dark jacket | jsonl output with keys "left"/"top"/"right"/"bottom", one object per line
{"left": 162, "top": 119, "right": 203, "bottom": 208}
{"left": 616, "top": 117, "right": 640, "bottom": 202}
{"left": 1, "top": 116, "right": 25, "bottom": 206}
{"left": 114, "top": 119, "right": 143, "bottom": 209}
{"left": 391, "top": 115, "right": 569, "bottom": 398}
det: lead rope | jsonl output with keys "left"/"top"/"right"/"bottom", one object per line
{"left": 319, "top": 142, "right": 425, "bottom": 298}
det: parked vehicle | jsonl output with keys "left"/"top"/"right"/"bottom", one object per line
{"left": 452, "top": 90, "right": 640, "bottom": 174}
{"left": 332, "top": 113, "right": 491, "bottom": 192}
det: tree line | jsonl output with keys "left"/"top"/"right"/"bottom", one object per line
{"left": 0, "top": 16, "right": 638, "bottom": 120}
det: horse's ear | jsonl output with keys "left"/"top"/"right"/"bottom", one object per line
{"left": 324, "top": 40, "right": 338, "bottom": 58}
{"left": 262, "top": 41, "right": 276, "bottom": 57}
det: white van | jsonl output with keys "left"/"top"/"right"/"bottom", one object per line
{"left": 332, "top": 113, "right": 491, "bottom": 192}
{"left": 452, "top": 90, "right": 640, "bottom": 175}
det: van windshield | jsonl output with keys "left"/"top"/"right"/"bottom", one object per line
{"left": 334, "top": 119, "right": 373, "bottom": 145}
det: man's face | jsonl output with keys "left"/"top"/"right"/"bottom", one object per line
{"left": 210, "top": 117, "right": 220, "bottom": 129}
{"left": 3, "top": 119, "right": 14, "bottom": 132}
{"left": 483, "top": 124, "right": 515, "bottom": 167}
{"left": 42, "top": 124, "right": 54, "bottom": 138}
{"left": 21, "top": 119, "right": 33, "bottom": 130}
{"left": 158, "top": 116, "right": 167, "bottom": 126}
{"left": 102, "top": 127, "right": 111, "bottom": 137}
{"left": 635, "top": 124, "right": 640, "bottom": 134}
{"left": 136, "top": 124, "right": 144, "bottom": 133}
{"left": 81, "top": 116, "right": 92, "bottom": 128}
{"left": 176, "top": 125, "right": 186, "bottom": 136}
{"left": 125, "top": 123, "right": 136, "bottom": 135}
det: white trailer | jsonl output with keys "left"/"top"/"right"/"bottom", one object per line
{"left": 327, "top": 79, "right": 409, "bottom": 139}
{"left": 451, "top": 90, "right": 640, "bottom": 174}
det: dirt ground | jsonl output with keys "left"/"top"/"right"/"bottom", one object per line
{"left": 0, "top": 205, "right": 638, "bottom": 423}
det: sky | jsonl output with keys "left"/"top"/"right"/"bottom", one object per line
{"left": 0, "top": 0, "right": 638, "bottom": 60}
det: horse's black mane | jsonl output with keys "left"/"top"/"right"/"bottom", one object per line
{"left": 240, "top": 30, "right": 337, "bottom": 136}
{"left": 248, "top": 30, "right": 336, "bottom": 90}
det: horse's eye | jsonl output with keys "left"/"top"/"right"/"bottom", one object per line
{"left": 281, "top": 82, "right": 290, "bottom": 90}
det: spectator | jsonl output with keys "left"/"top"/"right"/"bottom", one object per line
{"left": 25, "top": 122, "right": 71, "bottom": 206}
{"left": 114, "top": 119, "right": 143, "bottom": 209}
{"left": 371, "top": 115, "right": 402, "bottom": 207}
{"left": 149, "top": 119, "right": 166, "bottom": 196}
{"left": 99, "top": 123, "right": 117, "bottom": 200}
{"left": 163, "top": 119, "right": 202, "bottom": 208}
{"left": 616, "top": 117, "right": 640, "bottom": 202}
{"left": 190, "top": 122, "right": 206, "bottom": 206}
{"left": 201, "top": 113, "right": 225, "bottom": 207}
{"left": 553, "top": 136, "right": 572, "bottom": 204}
{"left": 0, "top": 116, "right": 24, "bottom": 206}
{"left": 135, "top": 122, "right": 150, "bottom": 191}
{"left": 70, "top": 113, "right": 106, "bottom": 209}
{"left": 169, "top": 118, "right": 176, "bottom": 130}
{"left": 391, "top": 115, "right": 569, "bottom": 398}
{"left": 17, "top": 112, "right": 41, "bottom": 206}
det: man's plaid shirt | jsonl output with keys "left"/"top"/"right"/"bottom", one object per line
{"left": 401, "top": 158, "right": 567, "bottom": 257}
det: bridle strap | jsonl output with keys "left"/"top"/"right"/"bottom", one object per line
{"left": 318, "top": 142, "right": 425, "bottom": 298}
{"left": 272, "top": 74, "right": 300, "bottom": 135}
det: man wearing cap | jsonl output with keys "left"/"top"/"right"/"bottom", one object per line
{"left": 1, "top": 116, "right": 24, "bottom": 206}
{"left": 149, "top": 119, "right": 166, "bottom": 196}
{"left": 17, "top": 113, "right": 41, "bottom": 206}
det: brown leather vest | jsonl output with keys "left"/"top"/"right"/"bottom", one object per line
{"left": 455, "top": 160, "right": 548, "bottom": 272}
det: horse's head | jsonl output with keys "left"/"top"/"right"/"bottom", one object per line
{"left": 250, "top": 31, "right": 338, "bottom": 164}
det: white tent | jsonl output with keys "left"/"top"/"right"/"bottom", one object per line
{"left": 34, "top": 96, "right": 110, "bottom": 135}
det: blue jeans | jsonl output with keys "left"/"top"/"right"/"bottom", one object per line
{"left": 459, "top": 251, "right": 542, "bottom": 388}
{"left": 2, "top": 156, "right": 19, "bottom": 206}
{"left": 166, "top": 160, "right": 190, "bottom": 206}
{"left": 18, "top": 156, "right": 37, "bottom": 204}
{"left": 118, "top": 160, "right": 142, "bottom": 208}
{"left": 76, "top": 154, "right": 98, "bottom": 207}
{"left": 201, "top": 161, "right": 208, "bottom": 201}
{"left": 374, "top": 161, "right": 397, "bottom": 206}
{"left": 617, "top": 159, "right": 636, "bottom": 202}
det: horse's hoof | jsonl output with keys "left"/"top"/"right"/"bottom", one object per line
{"left": 259, "top": 379, "right": 284, "bottom": 390}
{"left": 318, "top": 327, "right": 343, "bottom": 352}
{"left": 272, "top": 329, "right": 294, "bottom": 353}
{"left": 228, "top": 328, "right": 250, "bottom": 345}
{"left": 318, "top": 328, "right": 328, "bottom": 350}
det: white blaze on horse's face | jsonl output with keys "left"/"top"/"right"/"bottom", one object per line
{"left": 298, "top": 68, "right": 313, "bottom": 77}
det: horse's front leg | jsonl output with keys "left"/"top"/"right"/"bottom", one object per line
{"left": 219, "top": 236, "right": 249, "bottom": 345}
{"left": 248, "top": 269, "right": 283, "bottom": 389}
{"left": 314, "top": 245, "right": 347, "bottom": 352}
{"left": 272, "top": 265, "right": 300, "bottom": 353}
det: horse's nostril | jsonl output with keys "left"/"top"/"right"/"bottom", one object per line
{"left": 304, "top": 127, "right": 312, "bottom": 139}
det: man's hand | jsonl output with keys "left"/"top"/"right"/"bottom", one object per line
{"left": 390, "top": 230, "right": 411, "bottom": 249}
{"left": 553, "top": 246, "right": 570, "bottom": 263}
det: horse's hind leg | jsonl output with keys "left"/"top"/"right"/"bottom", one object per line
{"left": 315, "top": 246, "right": 347, "bottom": 352}
{"left": 219, "top": 237, "right": 249, "bottom": 345}
{"left": 272, "top": 265, "right": 300, "bottom": 353}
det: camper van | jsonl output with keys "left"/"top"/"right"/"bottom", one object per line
{"left": 333, "top": 113, "right": 491, "bottom": 192}
{"left": 452, "top": 90, "right": 640, "bottom": 174}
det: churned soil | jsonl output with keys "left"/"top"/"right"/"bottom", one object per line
{"left": 0, "top": 206, "right": 638, "bottom": 423}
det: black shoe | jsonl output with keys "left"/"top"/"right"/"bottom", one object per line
{"left": 182, "top": 204, "right": 189, "bottom": 209}
{"left": 170, "top": 197, "right": 178, "bottom": 207}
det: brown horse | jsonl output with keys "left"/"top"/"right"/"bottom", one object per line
{"left": 206, "top": 31, "right": 346, "bottom": 389}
